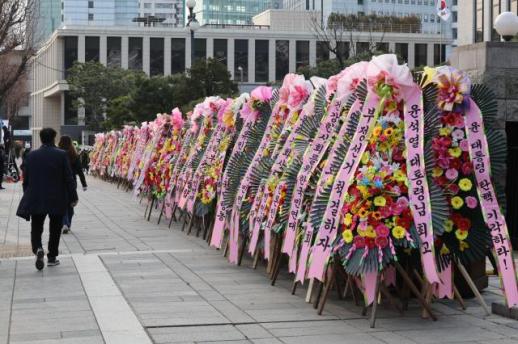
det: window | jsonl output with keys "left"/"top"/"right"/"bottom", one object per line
{"left": 194, "top": 38, "right": 206, "bottom": 62}
{"left": 296, "top": 41, "right": 309, "bottom": 70}
{"left": 452, "top": 28, "right": 458, "bottom": 40}
{"left": 129, "top": 37, "right": 143, "bottom": 70}
{"left": 234, "top": 39, "right": 248, "bottom": 82}
{"left": 376, "top": 42, "right": 389, "bottom": 53}
{"left": 64, "top": 36, "right": 78, "bottom": 77}
{"left": 88, "top": 1, "right": 94, "bottom": 8}
{"left": 395, "top": 43, "right": 408, "bottom": 63}
{"left": 213, "top": 39, "right": 227, "bottom": 67}
{"left": 88, "top": 13, "right": 94, "bottom": 21}
{"left": 171, "top": 38, "right": 185, "bottom": 74}
{"left": 64, "top": 92, "right": 77, "bottom": 125}
{"left": 143, "top": 3, "right": 152, "bottom": 8}
{"left": 434, "top": 44, "right": 446, "bottom": 65}
{"left": 316, "top": 41, "right": 329, "bottom": 63}
{"left": 156, "top": 3, "right": 174, "bottom": 8}
{"left": 107, "top": 37, "right": 121, "bottom": 68}
{"left": 255, "top": 40, "right": 269, "bottom": 82}
{"left": 336, "top": 42, "right": 349, "bottom": 60}
{"left": 275, "top": 40, "right": 289, "bottom": 81}
{"left": 85, "top": 36, "right": 100, "bottom": 62}
{"left": 150, "top": 38, "right": 164, "bottom": 76}
{"left": 356, "top": 42, "right": 370, "bottom": 55}
{"left": 414, "top": 43, "right": 427, "bottom": 67}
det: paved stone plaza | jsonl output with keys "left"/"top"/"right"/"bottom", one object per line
{"left": 1, "top": 177, "right": 518, "bottom": 344}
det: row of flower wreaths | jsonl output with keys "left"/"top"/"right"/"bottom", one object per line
{"left": 89, "top": 54, "right": 518, "bottom": 309}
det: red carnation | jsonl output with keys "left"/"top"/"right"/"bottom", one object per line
{"left": 353, "top": 236, "right": 366, "bottom": 249}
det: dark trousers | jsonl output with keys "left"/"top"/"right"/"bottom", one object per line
{"left": 63, "top": 206, "right": 74, "bottom": 227}
{"left": 31, "top": 214, "right": 62, "bottom": 258}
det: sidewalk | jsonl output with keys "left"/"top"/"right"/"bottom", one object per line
{"left": 1, "top": 177, "right": 518, "bottom": 344}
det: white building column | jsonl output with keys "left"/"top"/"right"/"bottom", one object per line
{"left": 408, "top": 43, "right": 415, "bottom": 70}
{"left": 100, "top": 36, "right": 107, "bottom": 66}
{"left": 248, "top": 39, "right": 255, "bottom": 83}
{"left": 143, "top": 36, "right": 150, "bottom": 75}
{"left": 164, "top": 38, "right": 171, "bottom": 75}
{"left": 427, "top": 43, "right": 434, "bottom": 66}
{"left": 78, "top": 35, "right": 85, "bottom": 63}
{"left": 502, "top": 1, "right": 509, "bottom": 11}
{"left": 121, "top": 36, "right": 129, "bottom": 69}
{"left": 483, "top": 0, "right": 492, "bottom": 42}
{"left": 206, "top": 38, "right": 214, "bottom": 59}
{"left": 268, "top": 39, "right": 276, "bottom": 83}
{"left": 309, "top": 40, "right": 317, "bottom": 67}
{"left": 289, "top": 39, "right": 296, "bottom": 73}
{"left": 185, "top": 35, "right": 192, "bottom": 69}
{"left": 388, "top": 41, "right": 396, "bottom": 54}
{"left": 227, "top": 38, "right": 235, "bottom": 80}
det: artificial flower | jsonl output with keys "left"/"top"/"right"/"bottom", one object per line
{"left": 455, "top": 229, "right": 468, "bottom": 241}
{"left": 392, "top": 226, "right": 406, "bottom": 239}
{"left": 465, "top": 196, "right": 478, "bottom": 209}
{"left": 342, "top": 230, "right": 353, "bottom": 243}
{"left": 374, "top": 196, "right": 387, "bottom": 207}
{"left": 458, "top": 178, "right": 473, "bottom": 192}
{"left": 451, "top": 196, "right": 464, "bottom": 209}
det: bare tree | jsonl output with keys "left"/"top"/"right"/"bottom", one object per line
{"left": 0, "top": 0, "right": 36, "bottom": 108}
{"left": 310, "top": 12, "right": 420, "bottom": 68}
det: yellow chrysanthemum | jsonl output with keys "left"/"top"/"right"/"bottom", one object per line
{"left": 342, "top": 230, "right": 353, "bottom": 244}
{"left": 384, "top": 127, "right": 394, "bottom": 137}
{"left": 325, "top": 175, "right": 334, "bottom": 186}
{"left": 432, "top": 167, "right": 444, "bottom": 178}
{"left": 373, "top": 126, "right": 383, "bottom": 137}
{"left": 455, "top": 229, "right": 468, "bottom": 241}
{"left": 365, "top": 226, "right": 376, "bottom": 238}
{"left": 358, "top": 207, "right": 370, "bottom": 218}
{"left": 439, "top": 127, "right": 452, "bottom": 136}
{"left": 444, "top": 219, "right": 454, "bottom": 233}
{"left": 392, "top": 226, "right": 406, "bottom": 239}
{"left": 440, "top": 245, "right": 450, "bottom": 255}
{"left": 448, "top": 147, "right": 462, "bottom": 158}
{"left": 358, "top": 229, "right": 367, "bottom": 237}
{"left": 393, "top": 169, "right": 407, "bottom": 183}
{"left": 458, "top": 178, "right": 472, "bottom": 192}
{"left": 343, "top": 213, "right": 353, "bottom": 226}
{"left": 374, "top": 196, "right": 387, "bottom": 207}
{"left": 451, "top": 196, "right": 464, "bottom": 210}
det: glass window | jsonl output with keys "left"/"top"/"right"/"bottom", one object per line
{"left": 64, "top": 36, "right": 78, "bottom": 77}
{"left": 150, "top": 38, "right": 164, "bottom": 76}
{"left": 234, "top": 39, "right": 248, "bottom": 82}
{"left": 356, "top": 42, "right": 370, "bottom": 55}
{"left": 255, "top": 40, "right": 269, "bottom": 83}
{"left": 395, "top": 43, "right": 408, "bottom": 63}
{"left": 129, "top": 37, "right": 143, "bottom": 70}
{"left": 107, "top": 37, "right": 121, "bottom": 68}
{"left": 275, "top": 40, "right": 289, "bottom": 81}
{"left": 213, "top": 39, "right": 227, "bottom": 67}
{"left": 376, "top": 42, "right": 389, "bottom": 53}
{"left": 171, "top": 38, "right": 185, "bottom": 75}
{"left": 194, "top": 38, "right": 206, "bottom": 62}
{"left": 85, "top": 36, "right": 100, "bottom": 62}
{"left": 336, "top": 42, "right": 349, "bottom": 60}
{"left": 88, "top": 1, "right": 94, "bottom": 8}
{"left": 88, "top": 13, "right": 94, "bottom": 21}
{"left": 475, "top": 0, "right": 484, "bottom": 42}
{"left": 316, "top": 41, "right": 329, "bottom": 63}
{"left": 64, "top": 91, "right": 77, "bottom": 125}
{"left": 296, "top": 41, "right": 309, "bottom": 70}
{"left": 414, "top": 43, "right": 427, "bottom": 67}
{"left": 433, "top": 44, "right": 446, "bottom": 65}
{"left": 491, "top": 0, "right": 501, "bottom": 41}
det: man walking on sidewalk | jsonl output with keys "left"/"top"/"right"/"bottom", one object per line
{"left": 17, "top": 128, "right": 78, "bottom": 270}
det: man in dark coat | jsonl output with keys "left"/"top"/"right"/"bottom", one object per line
{"left": 0, "top": 145, "right": 5, "bottom": 190}
{"left": 19, "top": 128, "right": 78, "bottom": 270}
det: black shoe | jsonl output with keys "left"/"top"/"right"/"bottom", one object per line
{"left": 47, "top": 258, "right": 60, "bottom": 267}
{"left": 35, "top": 248, "right": 44, "bottom": 270}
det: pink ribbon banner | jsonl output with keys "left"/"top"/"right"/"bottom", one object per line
{"left": 465, "top": 98, "right": 518, "bottom": 307}
{"left": 295, "top": 103, "right": 363, "bottom": 283}
{"left": 228, "top": 104, "right": 281, "bottom": 263}
{"left": 307, "top": 91, "right": 381, "bottom": 281}
{"left": 210, "top": 118, "right": 254, "bottom": 248}
{"left": 403, "top": 87, "right": 440, "bottom": 284}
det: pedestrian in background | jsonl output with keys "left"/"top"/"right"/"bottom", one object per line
{"left": 17, "top": 128, "right": 78, "bottom": 270}
{"left": 58, "top": 135, "right": 87, "bottom": 234}
{"left": 0, "top": 145, "right": 5, "bottom": 190}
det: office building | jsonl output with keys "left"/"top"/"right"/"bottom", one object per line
{"left": 139, "top": 0, "right": 184, "bottom": 26}
{"left": 456, "top": 0, "right": 518, "bottom": 46}
{"left": 192, "top": 0, "right": 282, "bottom": 25}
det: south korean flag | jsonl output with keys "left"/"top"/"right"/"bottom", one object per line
{"left": 436, "top": 0, "right": 451, "bottom": 21}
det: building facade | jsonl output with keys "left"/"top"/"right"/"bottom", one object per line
{"left": 457, "top": 0, "right": 518, "bottom": 46}
{"left": 193, "top": 0, "right": 282, "bottom": 25}
{"left": 139, "top": 0, "right": 184, "bottom": 26}
{"left": 36, "top": 0, "right": 62, "bottom": 42}
{"left": 29, "top": 12, "right": 451, "bottom": 146}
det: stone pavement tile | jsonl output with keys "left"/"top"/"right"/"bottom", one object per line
{"left": 10, "top": 337, "right": 104, "bottom": 344}
{"left": 395, "top": 326, "right": 508, "bottom": 343}
{"left": 234, "top": 324, "right": 273, "bottom": 339}
{"left": 369, "top": 331, "right": 419, "bottom": 344}
{"left": 278, "top": 333, "right": 385, "bottom": 344}
{"left": 251, "top": 339, "right": 282, "bottom": 344}
{"left": 148, "top": 325, "right": 246, "bottom": 343}
{"left": 261, "top": 320, "right": 359, "bottom": 337}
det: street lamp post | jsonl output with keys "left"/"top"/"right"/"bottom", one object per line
{"left": 186, "top": 0, "right": 200, "bottom": 66}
